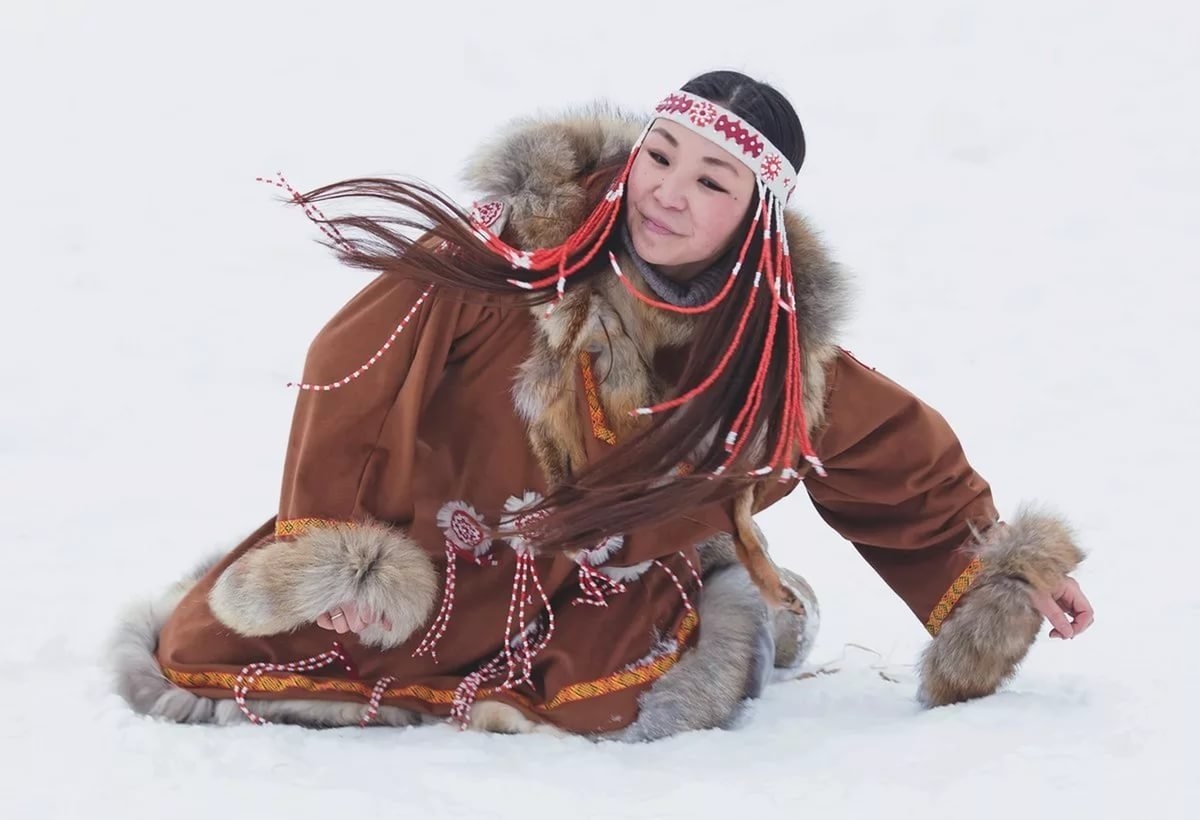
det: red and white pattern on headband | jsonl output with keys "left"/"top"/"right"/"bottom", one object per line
{"left": 688, "top": 99, "right": 719, "bottom": 128}
{"left": 761, "top": 153, "right": 783, "bottom": 182}
{"left": 469, "top": 199, "right": 509, "bottom": 235}
{"left": 652, "top": 91, "right": 797, "bottom": 204}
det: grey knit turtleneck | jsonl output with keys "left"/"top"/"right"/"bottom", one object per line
{"left": 619, "top": 223, "right": 732, "bottom": 308}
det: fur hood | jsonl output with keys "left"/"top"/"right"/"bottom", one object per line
{"left": 462, "top": 104, "right": 849, "bottom": 357}
{"left": 460, "top": 105, "right": 850, "bottom": 482}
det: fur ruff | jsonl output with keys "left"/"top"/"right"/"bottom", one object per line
{"left": 208, "top": 519, "right": 438, "bottom": 651}
{"left": 918, "top": 506, "right": 1085, "bottom": 707}
{"left": 464, "top": 105, "right": 848, "bottom": 485}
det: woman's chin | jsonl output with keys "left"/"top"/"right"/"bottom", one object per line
{"left": 630, "top": 234, "right": 676, "bottom": 267}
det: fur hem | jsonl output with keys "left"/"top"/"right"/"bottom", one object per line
{"left": 208, "top": 519, "right": 438, "bottom": 651}
{"left": 917, "top": 506, "right": 1085, "bottom": 707}
{"left": 698, "top": 532, "right": 819, "bottom": 670}
{"left": 109, "top": 550, "right": 424, "bottom": 726}
{"left": 606, "top": 563, "right": 770, "bottom": 741}
{"left": 604, "top": 559, "right": 818, "bottom": 742}
{"left": 465, "top": 701, "right": 567, "bottom": 736}
{"left": 772, "top": 567, "right": 820, "bottom": 670}
{"left": 109, "top": 552, "right": 222, "bottom": 722}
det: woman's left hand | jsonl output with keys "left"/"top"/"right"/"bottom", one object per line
{"left": 316, "top": 601, "right": 393, "bottom": 635}
{"left": 1029, "top": 575, "right": 1094, "bottom": 639}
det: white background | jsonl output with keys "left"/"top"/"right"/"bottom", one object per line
{"left": 1, "top": 1, "right": 1196, "bottom": 817}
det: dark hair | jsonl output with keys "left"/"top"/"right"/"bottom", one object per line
{"left": 297, "top": 71, "right": 808, "bottom": 553}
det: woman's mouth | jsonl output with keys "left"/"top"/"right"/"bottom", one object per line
{"left": 640, "top": 211, "right": 677, "bottom": 236}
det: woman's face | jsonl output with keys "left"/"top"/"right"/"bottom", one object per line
{"left": 624, "top": 118, "right": 757, "bottom": 282}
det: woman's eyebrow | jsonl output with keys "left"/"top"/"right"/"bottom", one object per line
{"left": 650, "top": 126, "right": 679, "bottom": 146}
{"left": 700, "top": 155, "right": 739, "bottom": 175}
{"left": 650, "top": 127, "right": 739, "bottom": 175}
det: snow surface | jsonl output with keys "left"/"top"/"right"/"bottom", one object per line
{"left": 2, "top": 0, "right": 1197, "bottom": 817}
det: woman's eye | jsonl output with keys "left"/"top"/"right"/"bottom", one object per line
{"left": 648, "top": 151, "right": 669, "bottom": 166}
{"left": 700, "top": 178, "right": 728, "bottom": 193}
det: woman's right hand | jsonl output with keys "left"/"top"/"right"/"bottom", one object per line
{"left": 316, "top": 601, "right": 394, "bottom": 635}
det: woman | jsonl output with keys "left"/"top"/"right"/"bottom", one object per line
{"left": 112, "top": 71, "right": 1093, "bottom": 740}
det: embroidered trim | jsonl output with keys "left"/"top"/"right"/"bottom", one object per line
{"left": 578, "top": 351, "right": 617, "bottom": 446}
{"left": 546, "top": 610, "right": 697, "bottom": 707}
{"left": 925, "top": 556, "right": 984, "bottom": 636}
{"left": 274, "top": 518, "right": 348, "bottom": 539}
{"left": 161, "top": 610, "right": 697, "bottom": 713}
{"left": 163, "top": 668, "right": 458, "bottom": 704}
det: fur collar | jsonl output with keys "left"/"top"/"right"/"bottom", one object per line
{"left": 462, "top": 105, "right": 849, "bottom": 481}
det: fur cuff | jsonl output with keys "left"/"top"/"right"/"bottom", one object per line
{"left": 918, "top": 506, "right": 1084, "bottom": 707}
{"left": 208, "top": 520, "right": 438, "bottom": 650}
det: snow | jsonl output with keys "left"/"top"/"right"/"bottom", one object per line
{"left": 2, "top": 0, "right": 1197, "bottom": 816}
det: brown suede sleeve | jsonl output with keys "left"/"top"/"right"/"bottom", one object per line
{"left": 276, "top": 274, "right": 490, "bottom": 531}
{"left": 804, "top": 349, "right": 999, "bottom": 629}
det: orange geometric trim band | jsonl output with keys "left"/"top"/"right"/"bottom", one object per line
{"left": 579, "top": 351, "right": 618, "bottom": 446}
{"left": 162, "top": 667, "right": 456, "bottom": 703}
{"left": 546, "top": 610, "right": 697, "bottom": 708}
{"left": 274, "top": 517, "right": 350, "bottom": 539}
{"left": 925, "top": 556, "right": 984, "bottom": 637}
{"left": 162, "top": 610, "right": 697, "bottom": 714}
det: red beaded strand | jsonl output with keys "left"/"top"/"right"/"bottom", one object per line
{"left": 608, "top": 184, "right": 765, "bottom": 315}
{"left": 724, "top": 206, "right": 781, "bottom": 472}
{"left": 286, "top": 287, "right": 433, "bottom": 391}
{"left": 447, "top": 547, "right": 556, "bottom": 729}
{"left": 415, "top": 506, "right": 498, "bottom": 663}
{"left": 257, "top": 172, "right": 352, "bottom": 252}
{"left": 653, "top": 554, "right": 698, "bottom": 613}
{"left": 630, "top": 213, "right": 768, "bottom": 422}
{"left": 574, "top": 560, "right": 628, "bottom": 607}
{"left": 232, "top": 642, "right": 354, "bottom": 726}
{"left": 359, "top": 676, "right": 396, "bottom": 727}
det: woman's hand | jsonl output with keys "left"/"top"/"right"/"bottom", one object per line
{"left": 1029, "top": 575, "right": 1094, "bottom": 639}
{"left": 316, "top": 601, "right": 394, "bottom": 635}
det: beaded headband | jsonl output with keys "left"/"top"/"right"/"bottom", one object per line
{"left": 650, "top": 90, "right": 798, "bottom": 205}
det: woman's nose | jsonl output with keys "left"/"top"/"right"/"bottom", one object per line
{"left": 652, "top": 173, "right": 687, "bottom": 210}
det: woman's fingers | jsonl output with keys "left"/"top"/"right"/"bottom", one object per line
{"left": 1031, "top": 588, "right": 1075, "bottom": 639}
{"left": 1059, "top": 579, "right": 1095, "bottom": 635}
{"left": 331, "top": 607, "right": 353, "bottom": 634}
{"left": 363, "top": 609, "right": 394, "bottom": 631}
{"left": 1031, "top": 576, "right": 1095, "bottom": 640}
{"left": 348, "top": 602, "right": 374, "bottom": 633}
{"left": 316, "top": 603, "right": 390, "bottom": 634}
